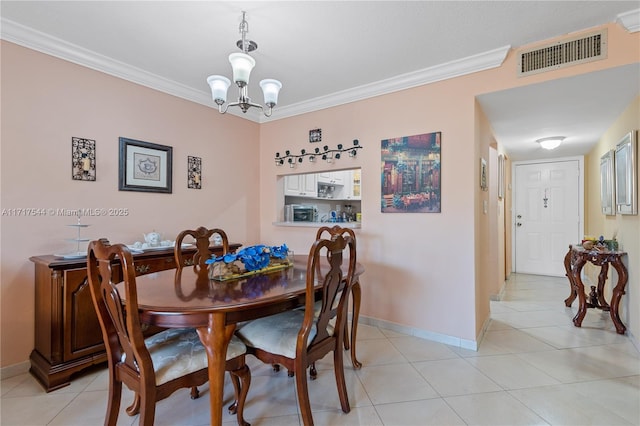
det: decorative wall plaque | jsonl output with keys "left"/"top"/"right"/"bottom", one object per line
{"left": 71, "top": 137, "right": 96, "bottom": 181}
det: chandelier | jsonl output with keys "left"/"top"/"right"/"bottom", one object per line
{"left": 207, "top": 11, "right": 282, "bottom": 117}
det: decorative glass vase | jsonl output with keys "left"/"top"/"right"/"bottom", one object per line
{"left": 208, "top": 260, "right": 244, "bottom": 281}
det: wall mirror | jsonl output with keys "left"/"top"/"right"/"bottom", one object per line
{"left": 600, "top": 150, "right": 615, "bottom": 215}
{"left": 614, "top": 130, "right": 637, "bottom": 215}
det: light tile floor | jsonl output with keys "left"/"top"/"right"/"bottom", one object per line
{"left": 2, "top": 274, "right": 639, "bottom": 425}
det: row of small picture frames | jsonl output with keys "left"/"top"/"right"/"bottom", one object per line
{"left": 71, "top": 137, "right": 203, "bottom": 189}
{"left": 275, "top": 139, "right": 362, "bottom": 167}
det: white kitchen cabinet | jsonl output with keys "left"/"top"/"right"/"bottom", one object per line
{"left": 317, "top": 171, "right": 344, "bottom": 185}
{"left": 284, "top": 174, "right": 318, "bottom": 197}
{"left": 343, "top": 169, "right": 361, "bottom": 200}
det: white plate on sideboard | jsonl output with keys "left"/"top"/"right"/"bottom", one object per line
{"left": 126, "top": 243, "right": 192, "bottom": 252}
{"left": 54, "top": 252, "right": 87, "bottom": 259}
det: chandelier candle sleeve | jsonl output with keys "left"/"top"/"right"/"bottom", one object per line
{"left": 260, "top": 79, "right": 283, "bottom": 106}
{"left": 229, "top": 52, "right": 255, "bottom": 85}
{"left": 207, "top": 76, "right": 231, "bottom": 104}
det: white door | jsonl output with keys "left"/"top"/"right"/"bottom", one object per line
{"left": 514, "top": 160, "right": 580, "bottom": 276}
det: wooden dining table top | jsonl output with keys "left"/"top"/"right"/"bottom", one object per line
{"left": 123, "top": 254, "right": 364, "bottom": 326}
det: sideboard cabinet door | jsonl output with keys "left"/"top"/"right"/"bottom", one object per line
{"left": 63, "top": 268, "right": 105, "bottom": 361}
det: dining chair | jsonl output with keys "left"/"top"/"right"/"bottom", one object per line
{"left": 236, "top": 232, "right": 356, "bottom": 426}
{"left": 174, "top": 226, "right": 229, "bottom": 268}
{"left": 311, "top": 225, "right": 360, "bottom": 375}
{"left": 87, "top": 239, "right": 251, "bottom": 426}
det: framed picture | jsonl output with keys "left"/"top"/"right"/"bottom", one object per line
{"left": 381, "top": 132, "right": 441, "bottom": 213}
{"left": 119, "top": 137, "right": 172, "bottom": 193}
{"left": 614, "top": 130, "right": 637, "bottom": 215}
{"left": 600, "top": 149, "right": 616, "bottom": 215}
{"left": 498, "top": 154, "right": 505, "bottom": 199}
{"left": 309, "top": 128, "right": 322, "bottom": 143}
{"left": 480, "top": 158, "right": 488, "bottom": 191}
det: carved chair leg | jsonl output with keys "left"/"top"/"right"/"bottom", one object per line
{"left": 126, "top": 392, "right": 141, "bottom": 416}
{"left": 138, "top": 393, "right": 156, "bottom": 426}
{"left": 190, "top": 386, "right": 200, "bottom": 400}
{"left": 271, "top": 363, "right": 280, "bottom": 372}
{"left": 105, "top": 379, "right": 122, "bottom": 426}
{"left": 228, "top": 371, "right": 240, "bottom": 414}
{"left": 295, "top": 365, "right": 314, "bottom": 426}
{"left": 287, "top": 370, "right": 294, "bottom": 377}
{"left": 229, "top": 365, "right": 251, "bottom": 426}
{"left": 310, "top": 363, "right": 318, "bottom": 380}
{"left": 343, "top": 325, "right": 350, "bottom": 350}
{"left": 333, "top": 345, "right": 351, "bottom": 414}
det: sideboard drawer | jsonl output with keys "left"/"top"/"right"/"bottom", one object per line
{"left": 133, "top": 256, "right": 177, "bottom": 276}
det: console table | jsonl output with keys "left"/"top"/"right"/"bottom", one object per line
{"left": 29, "top": 243, "right": 240, "bottom": 392}
{"left": 563, "top": 244, "right": 628, "bottom": 334}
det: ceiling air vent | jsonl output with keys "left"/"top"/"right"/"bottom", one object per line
{"left": 518, "top": 30, "right": 607, "bottom": 77}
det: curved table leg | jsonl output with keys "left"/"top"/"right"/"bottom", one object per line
{"left": 197, "top": 312, "right": 233, "bottom": 426}
{"left": 570, "top": 257, "right": 588, "bottom": 327}
{"left": 349, "top": 280, "right": 362, "bottom": 369}
{"left": 596, "top": 262, "right": 610, "bottom": 311}
{"left": 609, "top": 258, "right": 628, "bottom": 334}
{"left": 563, "top": 246, "right": 577, "bottom": 307}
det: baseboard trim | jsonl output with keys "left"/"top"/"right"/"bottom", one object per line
{"left": 0, "top": 360, "right": 30, "bottom": 380}
{"left": 359, "top": 315, "right": 479, "bottom": 351}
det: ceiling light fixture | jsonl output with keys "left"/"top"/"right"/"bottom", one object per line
{"left": 207, "top": 11, "right": 282, "bottom": 117}
{"left": 537, "top": 136, "right": 565, "bottom": 150}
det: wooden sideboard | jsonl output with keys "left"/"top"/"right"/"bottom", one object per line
{"left": 29, "top": 243, "right": 241, "bottom": 392}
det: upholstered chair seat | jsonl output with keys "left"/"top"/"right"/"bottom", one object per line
{"left": 136, "top": 328, "right": 247, "bottom": 385}
{"left": 236, "top": 310, "right": 334, "bottom": 359}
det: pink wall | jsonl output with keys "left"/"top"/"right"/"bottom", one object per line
{"left": 259, "top": 85, "right": 478, "bottom": 345}
{"left": 258, "top": 23, "right": 640, "bottom": 348}
{"left": 0, "top": 42, "right": 261, "bottom": 367}
{"left": 1, "top": 22, "right": 638, "bottom": 369}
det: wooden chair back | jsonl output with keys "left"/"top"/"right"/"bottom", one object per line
{"left": 87, "top": 239, "right": 212, "bottom": 425}
{"left": 174, "top": 226, "right": 228, "bottom": 269}
{"left": 314, "top": 225, "right": 356, "bottom": 277}
{"left": 302, "top": 231, "right": 357, "bottom": 355}
{"left": 235, "top": 231, "right": 356, "bottom": 425}
{"left": 87, "top": 239, "right": 150, "bottom": 381}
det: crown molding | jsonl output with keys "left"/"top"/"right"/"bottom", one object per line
{"left": 2, "top": 17, "right": 508, "bottom": 124}
{"left": 617, "top": 8, "right": 640, "bottom": 33}
{"left": 1, "top": 19, "right": 217, "bottom": 104}
{"left": 264, "top": 45, "right": 510, "bottom": 122}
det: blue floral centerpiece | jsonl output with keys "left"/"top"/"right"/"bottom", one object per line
{"left": 206, "top": 244, "right": 291, "bottom": 281}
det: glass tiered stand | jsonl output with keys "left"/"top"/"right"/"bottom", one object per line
{"left": 55, "top": 214, "right": 90, "bottom": 259}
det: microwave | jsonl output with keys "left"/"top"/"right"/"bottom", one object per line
{"left": 292, "top": 204, "right": 317, "bottom": 222}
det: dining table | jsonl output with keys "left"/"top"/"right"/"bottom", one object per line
{"left": 123, "top": 254, "right": 364, "bottom": 426}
